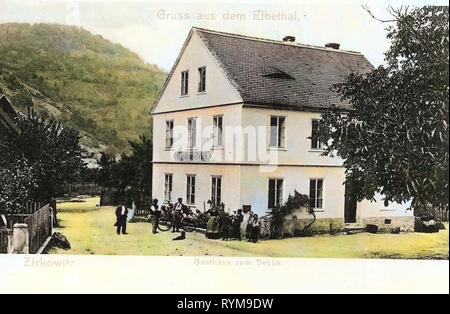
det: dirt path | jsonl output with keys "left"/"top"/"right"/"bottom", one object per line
{"left": 50, "top": 197, "right": 449, "bottom": 259}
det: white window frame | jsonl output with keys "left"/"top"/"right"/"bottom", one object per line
{"left": 268, "top": 178, "right": 284, "bottom": 209}
{"left": 309, "top": 178, "right": 324, "bottom": 209}
{"left": 269, "top": 116, "right": 286, "bottom": 149}
{"left": 186, "top": 174, "right": 196, "bottom": 205}
{"left": 211, "top": 176, "right": 222, "bottom": 207}
{"left": 187, "top": 117, "right": 197, "bottom": 149}
{"left": 311, "top": 119, "right": 325, "bottom": 150}
{"left": 212, "top": 115, "right": 223, "bottom": 148}
{"left": 165, "top": 120, "right": 174, "bottom": 149}
{"left": 181, "top": 70, "right": 189, "bottom": 96}
{"left": 198, "top": 66, "right": 206, "bottom": 93}
{"left": 164, "top": 173, "right": 173, "bottom": 202}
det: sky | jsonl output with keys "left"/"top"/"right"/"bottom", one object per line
{"left": 0, "top": 0, "right": 447, "bottom": 72}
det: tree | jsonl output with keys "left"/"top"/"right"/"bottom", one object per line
{"left": 0, "top": 129, "right": 37, "bottom": 225}
{"left": 121, "top": 135, "right": 153, "bottom": 207}
{"left": 319, "top": 6, "right": 449, "bottom": 210}
{"left": 13, "top": 109, "right": 86, "bottom": 202}
{"left": 97, "top": 135, "right": 153, "bottom": 208}
{"left": 0, "top": 158, "right": 37, "bottom": 227}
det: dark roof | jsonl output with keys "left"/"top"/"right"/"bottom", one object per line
{"left": 195, "top": 28, "right": 374, "bottom": 111}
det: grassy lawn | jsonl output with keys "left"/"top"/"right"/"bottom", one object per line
{"left": 50, "top": 197, "right": 449, "bottom": 259}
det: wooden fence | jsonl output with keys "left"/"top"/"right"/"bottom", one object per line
{"left": 64, "top": 184, "right": 102, "bottom": 197}
{"left": 23, "top": 201, "right": 44, "bottom": 215}
{"left": 135, "top": 206, "right": 152, "bottom": 218}
{"left": 24, "top": 204, "right": 53, "bottom": 254}
{"left": 133, "top": 197, "right": 153, "bottom": 218}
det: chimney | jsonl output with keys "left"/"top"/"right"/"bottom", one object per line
{"left": 283, "top": 36, "right": 296, "bottom": 43}
{"left": 325, "top": 42, "right": 340, "bottom": 50}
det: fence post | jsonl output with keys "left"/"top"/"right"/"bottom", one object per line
{"left": 12, "top": 223, "right": 29, "bottom": 254}
{"left": 49, "top": 206, "right": 54, "bottom": 236}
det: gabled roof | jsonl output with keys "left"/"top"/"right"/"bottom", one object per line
{"left": 194, "top": 27, "right": 374, "bottom": 111}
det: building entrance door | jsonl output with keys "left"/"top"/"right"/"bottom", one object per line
{"left": 344, "top": 182, "right": 358, "bottom": 223}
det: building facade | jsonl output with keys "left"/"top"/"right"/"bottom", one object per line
{"left": 151, "top": 28, "right": 414, "bottom": 232}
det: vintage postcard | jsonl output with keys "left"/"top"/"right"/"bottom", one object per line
{"left": 0, "top": 0, "right": 448, "bottom": 296}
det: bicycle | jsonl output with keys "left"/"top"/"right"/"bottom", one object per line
{"left": 157, "top": 203, "right": 173, "bottom": 232}
{"left": 179, "top": 212, "right": 198, "bottom": 233}
{"left": 161, "top": 204, "right": 199, "bottom": 233}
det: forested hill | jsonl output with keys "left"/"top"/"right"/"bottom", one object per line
{"left": 0, "top": 23, "right": 167, "bottom": 155}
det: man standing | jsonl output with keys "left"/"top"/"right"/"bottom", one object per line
{"left": 172, "top": 198, "right": 184, "bottom": 233}
{"left": 115, "top": 204, "right": 128, "bottom": 235}
{"left": 245, "top": 210, "right": 254, "bottom": 239}
{"left": 151, "top": 199, "right": 161, "bottom": 234}
{"left": 234, "top": 209, "right": 244, "bottom": 241}
{"left": 250, "top": 213, "right": 261, "bottom": 243}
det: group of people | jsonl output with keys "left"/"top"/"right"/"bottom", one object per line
{"left": 220, "top": 209, "right": 244, "bottom": 241}
{"left": 150, "top": 197, "right": 191, "bottom": 234}
{"left": 245, "top": 211, "right": 262, "bottom": 243}
{"left": 114, "top": 198, "right": 263, "bottom": 243}
{"left": 114, "top": 197, "right": 190, "bottom": 235}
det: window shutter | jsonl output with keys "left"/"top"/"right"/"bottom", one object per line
{"left": 191, "top": 176, "right": 196, "bottom": 204}
{"left": 276, "top": 179, "right": 284, "bottom": 206}
{"left": 186, "top": 176, "right": 191, "bottom": 204}
{"left": 270, "top": 117, "right": 278, "bottom": 147}
{"left": 211, "top": 177, "right": 216, "bottom": 205}
{"left": 218, "top": 117, "right": 223, "bottom": 147}
{"left": 309, "top": 179, "right": 316, "bottom": 208}
{"left": 268, "top": 179, "right": 275, "bottom": 209}
{"left": 279, "top": 118, "right": 286, "bottom": 148}
{"left": 192, "top": 118, "right": 197, "bottom": 148}
{"left": 217, "top": 178, "right": 222, "bottom": 205}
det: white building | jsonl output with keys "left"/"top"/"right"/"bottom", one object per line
{"left": 151, "top": 27, "right": 414, "bottom": 233}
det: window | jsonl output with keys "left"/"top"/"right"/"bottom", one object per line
{"left": 186, "top": 175, "right": 196, "bottom": 205}
{"left": 309, "top": 179, "right": 324, "bottom": 209}
{"left": 211, "top": 176, "right": 222, "bottom": 207}
{"left": 165, "top": 120, "right": 174, "bottom": 149}
{"left": 268, "top": 179, "right": 283, "bottom": 209}
{"left": 164, "top": 174, "right": 173, "bottom": 201}
{"left": 181, "top": 71, "right": 189, "bottom": 95}
{"left": 270, "top": 116, "right": 286, "bottom": 148}
{"left": 188, "top": 118, "right": 197, "bottom": 149}
{"left": 198, "top": 66, "right": 206, "bottom": 92}
{"left": 213, "top": 116, "right": 223, "bottom": 148}
{"left": 311, "top": 119, "right": 324, "bottom": 150}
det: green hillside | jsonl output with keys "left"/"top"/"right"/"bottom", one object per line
{"left": 0, "top": 23, "right": 166, "bottom": 155}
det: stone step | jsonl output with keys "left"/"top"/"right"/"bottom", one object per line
{"left": 344, "top": 224, "right": 365, "bottom": 234}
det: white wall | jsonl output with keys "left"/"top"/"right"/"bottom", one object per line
{"left": 242, "top": 107, "right": 345, "bottom": 166}
{"left": 152, "top": 30, "right": 242, "bottom": 114}
{"left": 240, "top": 165, "right": 346, "bottom": 217}
{"left": 153, "top": 163, "right": 242, "bottom": 211}
{"left": 153, "top": 104, "right": 243, "bottom": 164}
{"left": 357, "top": 195, "right": 414, "bottom": 219}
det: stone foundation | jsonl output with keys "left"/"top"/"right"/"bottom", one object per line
{"left": 283, "top": 216, "right": 345, "bottom": 236}
{"left": 361, "top": 216, "right": 415, "bottom": 233}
